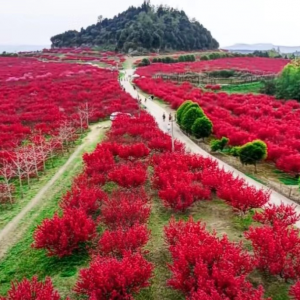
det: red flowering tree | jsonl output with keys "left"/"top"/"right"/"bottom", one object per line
{"left": 0, "top": 277, "right": 63, "bottom": 300}
{"left": 60, "top": 185, "right": 106, "bottom": 216}
{"left": 217, "top": 183, "right": 270, "bottom": 214}
{"left": 74, "top": 253, "right": 153, "bottom": 299}
{"left": 32, "top": 208, "right": 96, "bottom": 257}
{"left": 245, "top": 223, "right": 300, "bottom": 280}
{"left": 165, "top": 217, "right": 266, "bottom": 299}
{"left": 290, "top": 281, "right": 300, "bottom": 300}
{"left": 253, "top": 203, "right": 300, "bottom": 227}
{"left": 159, "top": 182, "right": 211, "bottom": 212}
{"left": 108, "top": 163, "right": 147, "bottom": 188}
{"left": 101, "top": 190, "right": 150, "bottom": 229}
{"left": 98, "top": 224, "right": 150, "bottom": 257}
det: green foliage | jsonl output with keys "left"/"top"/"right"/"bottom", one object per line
{"left": 230, "top": 146, "right": 241, "bottom": 157}
{"left": 222, "top": 82, "right": 264, "bottom": 94}
{"left": 238, "top": 140, "right": 267, "bottom": 171}
{"left": 50, "top": 1, "right": 219, "bottom": 52}
{"left": 200, "top": 55, "right": 209, "bottom": 61}
{"left": 208, "top": 69, "right": 236, "bottom": 78}
{"left": 191, "top": 117, "right": 213, "bottom": 139}
{"left": 276, "top": 60, "right": 300, "bottom": 101}
{"left": 176, "top": 100, "right": 193, "bottom": 125}
{"left": 140, "top": 58, "right": 151, "bottom": 66}
{"left": 260, "top": 79, "right": 277, "bottom": 95}
{"left": 210, "top": 137, "right": 229, "bottom": 152}
{"left": 181, "top": 106, "right": 204, "bottom": 133}
{"left": 0, "top": 52, "right": 18, "bottom": 57}
{"left": 253, "top": 50, "right": 269, "bottom": 57}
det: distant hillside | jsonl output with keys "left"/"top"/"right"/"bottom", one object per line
{"left": 224, "top": 43, "right": 300, "bottom": 54}
{"left": 51, "top": 0, "right": 219, "bottom": 52}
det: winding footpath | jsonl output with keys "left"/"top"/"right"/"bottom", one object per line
{"left": 121, "top": 69, "right": 300, "bottom": 228}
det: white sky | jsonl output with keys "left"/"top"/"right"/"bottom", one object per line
{"left": 0, "top": 0, "right": 299, "bottom": 47}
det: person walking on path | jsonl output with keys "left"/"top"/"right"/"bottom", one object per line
{"left": 163, "top": 113, "right": 166, "bottom": 122}
{"left": 167, "top": 123, "right": 171, "bottom": 133}
{"left": 169, "top": 113, "right": 172, "bottom": 122}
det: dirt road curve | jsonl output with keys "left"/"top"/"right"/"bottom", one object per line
{"left": 121, "top": 69, "right": 300, "bottom": 228}
{"left": 0, "top": 122, "right": 110, "bottom": 259}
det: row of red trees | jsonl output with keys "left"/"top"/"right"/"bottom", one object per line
{"left": 151, "top": 152, "right": 270, "bottom": 213}
{"left": 23, "top": 112, "right": 173, "bottom": 299}
{"left": 136, "top": 57, "right": 289, "bottom": 77}
{"left": 135, "top": 77, "right": 300, "bottom": 174}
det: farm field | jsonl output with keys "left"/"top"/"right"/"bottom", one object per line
{"left": 134, "top": 77, "right": 300, "bottom": 176}
{"left": 0, "top": 52, "right": 300, "bottom": 300}
{"left": 0, "top": 56, "right": 138, "bottom": 223}
{"left": 0, "top": 110, "right": 295, "bottom": 300}
{"left": 136, "top": 57, "right": 289, "bottom": 77}
{"left": 20, "top": 47, "right": 125, "bottom": 67}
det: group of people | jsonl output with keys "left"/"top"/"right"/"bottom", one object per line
{"left": 162, "top": 113, "right": 174, "bottom": 133}
{"left": 163, "top": 113, "right": 173, "bottom": 122}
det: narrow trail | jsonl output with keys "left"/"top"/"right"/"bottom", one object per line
{"left": 0, "top": 122, "right": 110, "bottom": 259}
{"left": 121, "top": 68, "right": 300, "bottom": 228}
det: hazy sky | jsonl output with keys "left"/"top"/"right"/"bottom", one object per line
{"left": 1, "top": 0, "right": 299, "bottom": 47}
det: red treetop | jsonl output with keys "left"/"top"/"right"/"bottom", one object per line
{"left": 0, "top": 276, "right": 64, "bottom": 300}
{"left": 253, "top": 203, "right": 300, "bottom": 227}
{"left": 164, "top": 217, "right": 265, "bottom": 299}
{"left": 290, "top": 281, "right": 300, "bottom": 300}
{"left": 74, "top": 253, "right": 153, "bottom": 300}
{"left": 245, "top": 223, "right": 300, "bottom": 280}
{"left": 98, "top": 224, "right": 150, "bottom": 257}
{"left": 32, "top": 208, "right": 96, "bottom": 257}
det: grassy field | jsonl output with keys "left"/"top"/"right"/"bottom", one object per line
{"left": 221, "top": 82, "right": 264, "bottom": 94}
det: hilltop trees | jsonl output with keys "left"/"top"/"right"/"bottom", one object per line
{"left": 51, "top": 1, "right": 219, "bottom": 51}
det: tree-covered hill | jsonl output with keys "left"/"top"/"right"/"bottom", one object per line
{"left": 50, "top": 1, "right": 219, "bottom": 52}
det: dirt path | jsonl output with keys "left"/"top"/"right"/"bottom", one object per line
{"left": 0, "top": 121, "right": 110, "bottom": 259}
{"left": 121, "top": 69, "right": 300, "bottom": 228}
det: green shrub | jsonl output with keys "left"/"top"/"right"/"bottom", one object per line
{"left": 230, "top": 146, "right": 241, "bottom": 157}
{"left": 191, "top": 117, "right": 213, "bottom": 139}
{"left": 181, "top": 106, "right": 205, "bottom": 133}
{"left": 276, "top": 60, "right": 300, "bottom": 101}
{"left": 260, "top": 79, "right": 276, "bottom": 95}
{"left": 238, "top": 140, "right": 267, "bottom": 172}
{"left": 176, "top": 100, "right": 193, "bottom": 125}
{"left": 200, "top": 55, "right": 209, "bottom": 61}
{"left": 211, "top": 137, "right": 229, "bottom": 152}
{"left": 140, "top": 58, "right": 150, "bottom": 66}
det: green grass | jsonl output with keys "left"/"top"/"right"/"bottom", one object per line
{"left": 274, "top": 169, "right": 299, "bottom": 186}
{"left": 246, "top": 174, "right": 266, "bottom": 185}
{"left": 221, "top": 82, "right": 264, "bottom": 94}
